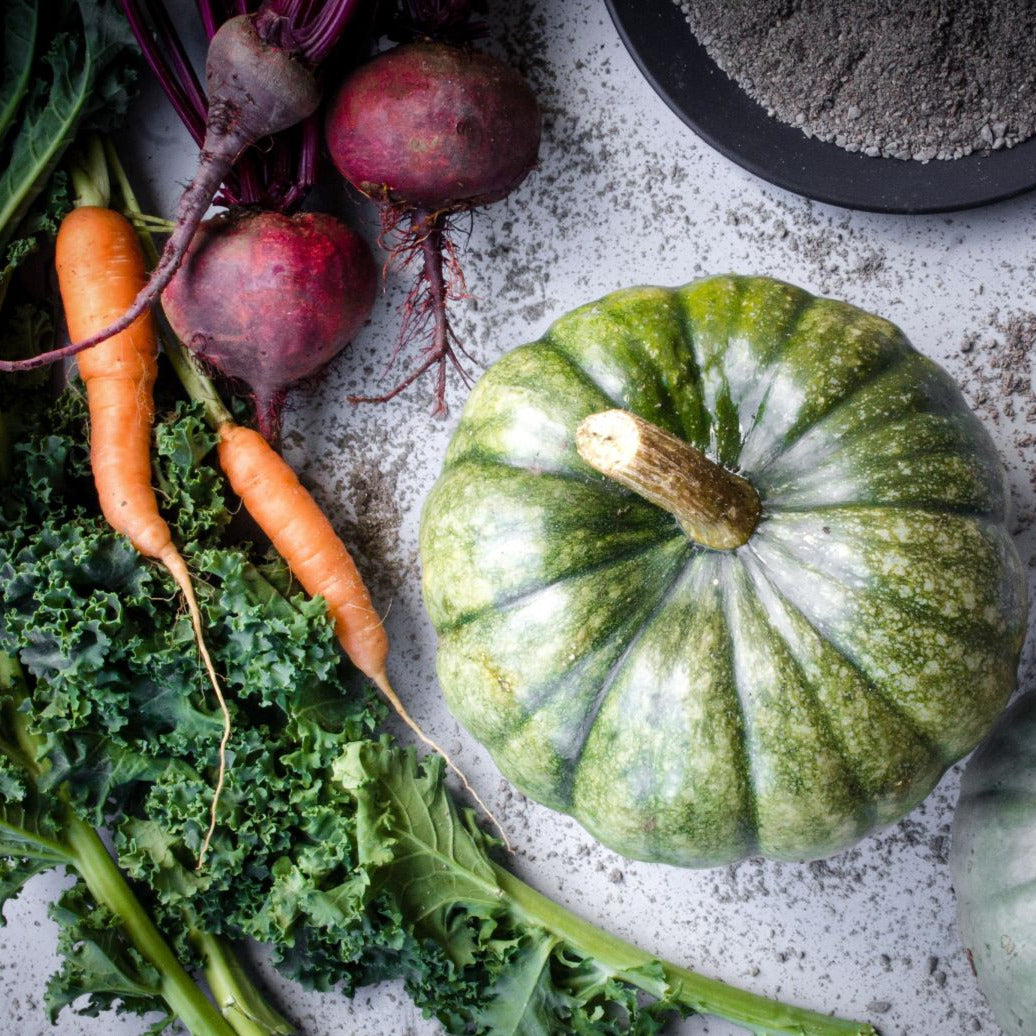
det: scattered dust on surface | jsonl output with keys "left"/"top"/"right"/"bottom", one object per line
{"left": 953, "top": 308, "right": 1036, "bottom": 555}
{"left": 280, "top": 383, "right": 419, "bottom": 611}
{"left": 957, "top": 308, "right": 1036, "bottom": 426}
{"left": 335, "top": 454, "right": 410, "bottom": 600}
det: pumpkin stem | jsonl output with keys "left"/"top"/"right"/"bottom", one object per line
{"left": 575, "top": 409, "right": 760, "bottom": 550}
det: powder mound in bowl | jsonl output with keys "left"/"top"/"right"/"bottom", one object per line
{"left": 675, "top": 0, "right": 1036, "bottom": 162}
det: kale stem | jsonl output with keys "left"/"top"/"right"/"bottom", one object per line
{"left": 190, "top": 930, "right": 295, "bottom": 1036}
{"left": 0, "top": 655, "right": 236, "bottom": 1036}
{"left": 65, "top": 818, "right": 239, "bottom": 1036}
{"left": 492, "top": 862, "right": 879, "bottom": 1036}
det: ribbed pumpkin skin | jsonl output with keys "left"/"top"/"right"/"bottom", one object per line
{"left": 420, "top": 276, "right": 1027, "bottom": 867}
{"left": 951, "top": 693, "right": 1036, "bottom": 1032}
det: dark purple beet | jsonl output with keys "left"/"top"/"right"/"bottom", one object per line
{"left": 161, "top": 209, "right": 376, "bottom": 441}
{"left": 325, "top": 41, "right": 540, "bottom": 209}
{"left": 324, "top": 40, "right": 541, "bottom": 414}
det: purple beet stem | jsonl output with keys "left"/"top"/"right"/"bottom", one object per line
{"left": 281, "top": 115, "right": 320, "bottom": 211}
{"left": 260, "top": 0, "right": 361, "bottom": 62}
{"left": 121, "top": 0, "right": 207, "bottom": 147}
{"left": 147, "top": 1, "right": 211, "bottom": 122}
{"left": 196, "top": 0, "right": 221, "bottom": 40}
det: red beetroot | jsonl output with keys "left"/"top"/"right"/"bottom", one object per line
{"left": 326, "top": 41, "right": 540, "bottom": 210}
{"left": 325, "top": 40, "right": 540, "bottom": 414}
{"left": 161, "top": 209, "right": 376, "bottom": 441}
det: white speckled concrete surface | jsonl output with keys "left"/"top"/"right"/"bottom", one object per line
{"left": 2, "top": 2, "right": 1035, "bottom": 1034}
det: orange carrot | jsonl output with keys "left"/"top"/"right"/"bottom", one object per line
{"left": 215, "top": 422, "right": 509, "bottom": 847}
{"left": 55, "top": 206, "right": 230, "bottom": 869}
{"left": 216, "top": 423, "right": 388, "bottom": 679}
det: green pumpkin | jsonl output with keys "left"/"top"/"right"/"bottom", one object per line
{"left": 419, "top": 275, "right": 1027, "bottom": 867}
{"left": 951, "top": 692, "right": 1036, "bottom": 1031}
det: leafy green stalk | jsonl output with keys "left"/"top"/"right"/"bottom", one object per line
{"left": 191, "top": 930, "right": 294, "bottom": 1036}
{"left": 163, "top": 332, "right": 235, "bottom": 431}
{"left": 493, "top": 865, "right": 874, "bottom": 1036}
{"left": 0, "top": 655, "right": 237, "bottom": 1036}
{"left": 338, "top": 741, "right": 879, "bottom": 1036}
{"left": 63, "top": 820, "right": 237, "bottom": 1036}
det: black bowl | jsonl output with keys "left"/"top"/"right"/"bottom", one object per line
{"left": 605, "top": 0, "right": 1036, "bottom": 214}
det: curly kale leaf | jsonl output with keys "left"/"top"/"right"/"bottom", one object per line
{"left": 476, "top": 933, "right": 678, "bottom": 1036}
{"left": 337, "top": 740, "right": 503, "bottom": 966}
{"left": 0, "top": 168, "right": 73, "bottom": 286}
{"left": 336, "top": 740, "right": 690, "bottom": 1035}
{"left": 0, "top": 854, "right": 54, "bottom": 922}
{"left": 1, "top": 387, "right": 373, "bottom": 806}
{"left": 152, "top": 407, "right": 230, "bottom": 547}
{"left": 45, "top": 881, "right": 170, "bottom": 1028}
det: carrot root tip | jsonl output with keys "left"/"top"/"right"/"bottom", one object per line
{"left": 160, "top": 547, "right": 231, "bottom": 871}
{"left": 373, "top": 671, "right": 511, "bottom": 852}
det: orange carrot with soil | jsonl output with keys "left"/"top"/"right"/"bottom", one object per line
{"left": 215, "top": 422, "right": 389, "bottom": 678}
{"left": 54, "top": 202, "right": 231, "bottom": 870}
{"left": 214, "top": 421, "right": 509, "bottom": 846}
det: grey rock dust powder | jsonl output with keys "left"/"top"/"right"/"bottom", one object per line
{"left": 675, "top": 0, "right": 1036, "bottom": 161}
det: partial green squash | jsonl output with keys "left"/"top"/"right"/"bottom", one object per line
{"left": 951, "top": 692, "right": 1036, "bottom": 1032}
{"left": 420, "top": 275, "right": 1027, "bottom": 867}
